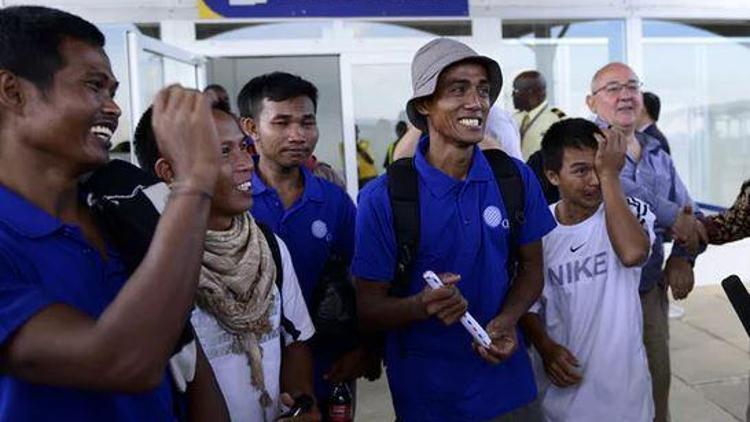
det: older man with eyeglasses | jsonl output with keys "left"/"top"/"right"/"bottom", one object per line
{"left": 586, "top": 62, "right": 704, "bottom": 422}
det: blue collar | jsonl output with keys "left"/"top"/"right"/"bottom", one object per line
{"left": 414, "top": 135, "right": 493, "bottom": 198}
{"left": 0, "top": 185, "right": 63, "bottom": 238}
{"left": 636, "top": 131, "right": 664, "bottom": 154}
{"left": 252, "top": 162, "right": 325, "bottom": 204}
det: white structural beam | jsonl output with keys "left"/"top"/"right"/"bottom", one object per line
{"left": 338, "top": 54, "right": 359, "bottom": 201}
{"left": 625, "top": 15, "right": 643, "bottom": 77}
{"left": 125, "top": 31, "right": 142, "bottom": 165}
{"left": 471, "top": 17, "right": 503, "bottom": 43}
{"left": 160, "top": 20, "right": 197, "bottom": 49}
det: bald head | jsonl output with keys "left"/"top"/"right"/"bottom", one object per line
{"left": 513, "top": 70, "right": 547, "bottom": 111}
{"left": 589, "top": 62, "right": 634, "bottom": 93}
{"left": 586, "top": 62, "right": 643, "bottom": 133}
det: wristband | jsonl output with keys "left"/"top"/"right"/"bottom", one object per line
{"left": 169, "top": 183, "right": 214, "bottom": 201}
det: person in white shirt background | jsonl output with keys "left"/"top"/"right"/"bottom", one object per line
{"left": 520, "top": 118, "right": 656, "bottom": 422}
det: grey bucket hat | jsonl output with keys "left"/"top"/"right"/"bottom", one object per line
{"left": 406, "top": 38, "right": 503, "bottom": 132}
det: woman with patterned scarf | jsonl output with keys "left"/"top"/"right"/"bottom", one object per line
{"left": 134, "top": 104, "right": 319, "bottom": 422}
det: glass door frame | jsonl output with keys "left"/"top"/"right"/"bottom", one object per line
{"left": 125, "top": 31, "right": 207, "bottom": 164}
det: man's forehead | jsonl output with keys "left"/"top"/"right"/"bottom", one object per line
{"left": 59, "top": 37, "right": 115, "bottom": 78}
{"left": 213, "top": 110, "right": 243, "bottom": 137}
{"left": 596, "top": 65, "right": 638, "bottom": 85}
{"left": 261, "top": 96, "right": 315, "bottom": 115}
{"left": 563, "top": 146, "right": 596, "bottom": 162}
{"left": 514, "top": 73, "right": 540, "bottom": 86}
{"left": 440, "top": 61, "right": 488, "bottom": 82}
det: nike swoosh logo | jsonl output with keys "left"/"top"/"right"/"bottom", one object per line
{"left": 570, "top": 244, "right": 585, "bottom": 253}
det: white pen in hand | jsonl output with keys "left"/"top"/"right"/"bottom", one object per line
{"left": 422, "top": 271, "right": 492, "bottom": 348}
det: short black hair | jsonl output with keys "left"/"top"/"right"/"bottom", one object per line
{"left": 395, "top": 120, "right": 408, "bottom": 138}
{"left": 642, "top": 91, "right": 661, "bottom": 121}
{"left": 0, "top": 6, "right": 105, "bottom": 91}
{"left": 133, "top": 105, "right": 237, "bottom": 179}
{"left": 133, "top": 107, "right": 158, "bottom": 178}
{"left": 204, "top": 84, "right": 227, "bottom": 94}
{"left": 236, "top": 72, "right": 318, "bottom": 118}
{"left": 204, "top": 84, "right": 231, "bottom": 113}
{"left": 541, "top": 118, "right": 603, "bottom": 173}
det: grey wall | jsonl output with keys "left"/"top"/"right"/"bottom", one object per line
{"left": 207, "top": 55, "right": 345, "bottom": 174}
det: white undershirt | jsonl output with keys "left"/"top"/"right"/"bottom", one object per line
{"left": 192, "top": 236, "right": 315, "bottom": 422}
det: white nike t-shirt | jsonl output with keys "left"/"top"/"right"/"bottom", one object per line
{"left": 192, "top": 236, "right": 315, "bottom": 422}
{"left": 532, "top": 197, "right": 656, "bottom": 422}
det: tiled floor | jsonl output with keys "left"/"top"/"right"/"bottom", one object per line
{"left": 356, "top": 285, "right": 750, "bottom": 421}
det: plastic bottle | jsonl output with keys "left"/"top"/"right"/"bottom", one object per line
{"left": 328, "top": 382, "right": 353, "bottom": 422}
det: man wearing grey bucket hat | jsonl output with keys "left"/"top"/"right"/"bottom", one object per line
{"left": 352, "top": 38, "right": 556, "bottom": 421}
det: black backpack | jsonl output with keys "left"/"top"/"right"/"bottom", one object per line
{"left": 386, "top": 149, "right": 526, "bottom": 295}
{"left": 255, "top": 223, "right": 303, "bottom": 342}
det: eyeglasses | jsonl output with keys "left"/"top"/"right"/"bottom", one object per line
{"left": 591, "top": 81, "right": 643, "bottom": 96}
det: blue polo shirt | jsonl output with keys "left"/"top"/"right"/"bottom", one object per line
{"left": 250, "top": 165, "right": 356, "bottom": 306}
{"left": 250, "top": 164, "right": 356, "bottom": 398}
{"left": 352, "top": 137, "right": 556, "bottom": 421}
{"left": 0, "top": 185, "right": 175, "bottom": 421}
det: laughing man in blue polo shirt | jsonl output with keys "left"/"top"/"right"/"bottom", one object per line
{"left": 0, "top": 6, "right": 229, "bottom": 421}
{"left": 238, "top": 72, "right": 368, "bottom": 415}
{"left": 353, "top": 38, "right": 556, "bottom": 422}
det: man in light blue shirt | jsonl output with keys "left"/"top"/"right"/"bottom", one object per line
{"left": 586, "top": 62, "right": 702, "bottom": 422}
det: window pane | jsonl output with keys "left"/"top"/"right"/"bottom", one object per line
{"left": 100, "top": 25, "right": 133, "bottom": 153}
{"left": 643, "top": 20, "right": 750, "bottom": 206}
{"left": 351, "top": 63, "right": 411, "bottom": 175}
{"left": 498, "top": 20, "right": 625, "bottom": 120}
{"left": 138, "top": 50, "right": 165, "bottom": 111}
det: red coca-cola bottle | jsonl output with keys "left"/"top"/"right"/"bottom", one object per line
{"left": 328, "top": 382, "right": 353, "bottom": 422}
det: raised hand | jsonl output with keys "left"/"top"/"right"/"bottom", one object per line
{"left": 151, "top": 85, "right": 221, "bottom": 194}
{"left": 594, "top": 128, "right": 627, "bottom": 180}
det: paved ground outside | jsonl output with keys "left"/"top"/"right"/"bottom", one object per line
{"left": 354, "top": 284, "right": 750, "bottom": 422}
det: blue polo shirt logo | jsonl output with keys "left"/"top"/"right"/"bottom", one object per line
{"left": 482, "top": 205, "right": 508, "bottom": 229}
{"left": 310, "top": 219, "right": 329, "bottom": 240}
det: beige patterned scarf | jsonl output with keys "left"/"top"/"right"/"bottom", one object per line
{"left": 196, "top": 213, "right": 277, "bottom": 407}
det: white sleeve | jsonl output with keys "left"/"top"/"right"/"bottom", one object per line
{"left": 528, "top": 299, "right": 544, "bottom": 315}
{"left": 277, "top": 236, "right": 315, "bottom": 345}
{"left": 528, "top": 283, "right": 547, "bottom": 315}
{"left": 626, "top": 196, "right": 657, "bottom": 257}
{"left": 486, "top": 106, "right": 523, "bottom": 160}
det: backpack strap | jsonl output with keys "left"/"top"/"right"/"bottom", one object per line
{"left": 482, "top": 149, "right": 526, "bottom": 280}
{"left": 386, "top": 151, "right": 527, "bottom": 288}
{"left": 386, "top": 157, "right": 420, "bottom": 296}
{"left": 257, "top": 221, "right": 301, "bottom": 341}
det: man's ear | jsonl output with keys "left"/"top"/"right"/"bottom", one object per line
{"left": 414, "top": 98, "right": 431, "bottom": 118}
{"left": 0, "top": 70, "right": 25, "bottom": 114}
{"left": 585, "top": 94, "right": 596, "bottom": 115}
{"left": 545, "top": 169, "right": 561, "bottom": 187}
{"left": 154, "top": 158, "right": 175, "bottom": 185}
{"left": 240, "top": 117, "right": 258, "bottom": 141}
